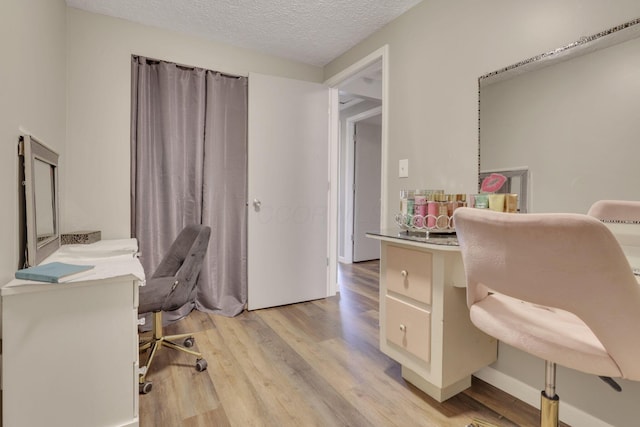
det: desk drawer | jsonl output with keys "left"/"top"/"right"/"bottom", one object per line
{"left": 385, "top": 295, "right": 431, "bottom": 363}
{"left": 386, "top": 245, "right": 432, "bottom": 304}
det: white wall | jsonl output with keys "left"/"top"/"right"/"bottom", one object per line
{"left": 324, "top": 1, "right": 640, "bottom": 425}
{"left": 64, "top": 7, "right": 323, "bottom": 239}
{"left": 0, "top": 0, "right": 67, "bottom": 283}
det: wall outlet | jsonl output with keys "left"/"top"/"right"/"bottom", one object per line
{"left": 399, "top": 159, "right": 409, "bottom": 178}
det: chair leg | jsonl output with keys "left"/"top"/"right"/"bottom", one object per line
{"left": 540, "top": 361, "right": 559, "bottom": 427}
{"left": 163, "top": 337, "right": 203, "bottom": 358}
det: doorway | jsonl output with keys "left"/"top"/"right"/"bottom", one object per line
{"left": 337, "top": 61, "right": 383, "bottom": 264}
{"left": 352, "top": 112, "right": 381, "bottom": 262}
{"left": 325, "top": 46, "right": 387, "bottom": 277}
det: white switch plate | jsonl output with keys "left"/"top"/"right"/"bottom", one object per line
{"left": 399, "top": 159, "right": 409, "bottom": 178}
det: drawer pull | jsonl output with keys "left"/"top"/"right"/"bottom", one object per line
{"left": 401, "top": 270, "right": 408, "bottom": 278}
{"left": 399, "top": 324, "right": 406, "bottom": 332}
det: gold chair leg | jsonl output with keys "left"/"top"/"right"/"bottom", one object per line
{"left": 540, "top": 361, "right": 559, "bottom": 427}
{"left": 540, "top": 391, "right": 559, "bottom": 427}
{"left": 163, "top": 339, "right": 203, "bottom": 358}
{"left": 139, "top": 339, "right": 160, "bottom": 385}
{"left": 152, "top": 311, "right": 163, "bottom": 340}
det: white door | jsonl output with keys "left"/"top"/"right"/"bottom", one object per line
{"left": 247, "top": 73, "right": 329, "bottom": 310}
{"left": 352, "top": 120, "right": 381, "bottom": 262}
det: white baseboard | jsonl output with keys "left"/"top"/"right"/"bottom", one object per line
{"left": 474, "top": 367, "right": 613, "bottom": 427}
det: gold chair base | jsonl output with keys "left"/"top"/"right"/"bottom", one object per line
{"left": 540, "top": 391, "right": 559, "bottom": 427}
{"left": 139, "top": 311, "right": 203, "bottom": 387}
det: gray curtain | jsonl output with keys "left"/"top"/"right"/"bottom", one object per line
{"left": 131, "top": 56, "right": 247, "bottom": 318}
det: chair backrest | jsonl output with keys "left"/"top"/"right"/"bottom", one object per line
{"left": 588, "top": 200, "right": 640, "bottom": 271}
{"left": 453, "top": 207, "right": 640, "bottom": 380}
{"left": 152, "top": 224, "right": 211, "bottom": 312}
{"left": 587, "top": 199, "right": 640, "bottom": 222}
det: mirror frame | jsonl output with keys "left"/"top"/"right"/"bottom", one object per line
{"left": 20, "top": 134, "right": 60, "bottom": 267}
{"left": 479, "top": 17, "right": 640, "bottom": 87}
{"left": 478, "top": 17, "right": 640, "bottom": 212}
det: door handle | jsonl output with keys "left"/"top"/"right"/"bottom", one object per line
{"left": 253, "top": 199, "right": 262, "bottom": 210}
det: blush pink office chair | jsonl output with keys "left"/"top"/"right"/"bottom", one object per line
{"left": 588, "top": 200, "right": 640, "bottom": 275}
{"left": 453, "top": 207, "right": 640, "bottom": 427}
{"left": 587, "top": 199, "right": 640, "bottom": 222}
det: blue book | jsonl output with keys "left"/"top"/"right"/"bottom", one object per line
{"left": 15, "top": 262, "right": 94, "bottom": 283}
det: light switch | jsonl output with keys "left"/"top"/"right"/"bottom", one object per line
{"left": 399, "top": 159, "right": 409, "bottom": 178}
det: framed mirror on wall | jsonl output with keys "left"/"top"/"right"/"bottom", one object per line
{"left": 479, "top": 18, "right": 640, "bottom": 214}
{"left": 19, "top": 134, "right": 60, "bottom": 267}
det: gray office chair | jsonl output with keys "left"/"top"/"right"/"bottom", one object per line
{"left": 138, "top": 224, "right": 211, "bottom": 394}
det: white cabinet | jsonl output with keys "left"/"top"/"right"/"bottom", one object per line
{"left": 369, "top": 232, "right": 497, "bottom": 402}
{"left": 1, "top": 240, "right": 143, "bottom": 427}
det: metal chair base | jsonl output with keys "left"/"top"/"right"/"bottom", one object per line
{"left": 138, "top": 311, "right": 204, "bottom": 392}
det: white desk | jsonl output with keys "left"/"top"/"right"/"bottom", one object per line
{"left": 367, "top": 230, "right": 497, "bottom": 402}
{"left": 1, "top": 239, "right": 144, "bottom": 427}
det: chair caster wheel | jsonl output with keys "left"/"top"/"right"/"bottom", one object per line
{"left": 184, "top": 337, "right": 195, "bottom": 347}
{"left": 139, "top": 381, "right": 153, "bottom": 394}
{"left": 196, "top": 358, "right": 208, "bottom": 372}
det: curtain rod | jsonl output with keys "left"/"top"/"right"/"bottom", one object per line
{"left": 132, "top": 54, "right": 247, "bottom": 79}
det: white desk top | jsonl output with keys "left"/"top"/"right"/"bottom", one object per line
{"left": 2, "top": 239, "right": 145, "bottom": 295}
{"left": 366, "top": 229, "right": 461, "bottom": 252}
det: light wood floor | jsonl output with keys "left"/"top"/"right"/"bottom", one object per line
{"left": 139, "top": 260, "right": 563, "bottom": 427}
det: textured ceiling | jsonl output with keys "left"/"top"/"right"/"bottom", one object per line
{"left": 65, "top": 0, "right": 422, "bottom": 66}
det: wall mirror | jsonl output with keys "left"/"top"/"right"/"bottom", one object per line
{"left": 479, "top": 18, "right": 640, "bottom": 214}
{"left": 20, "top": 134, "right": 60, "bottom": 266}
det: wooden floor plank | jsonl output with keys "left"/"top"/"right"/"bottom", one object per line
{"left": 139, "top": 260, "right": 560, "bottom": 427}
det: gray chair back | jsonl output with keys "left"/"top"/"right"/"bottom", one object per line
{"left": 152, "top": 224, "right": 212, "bottom": 312}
